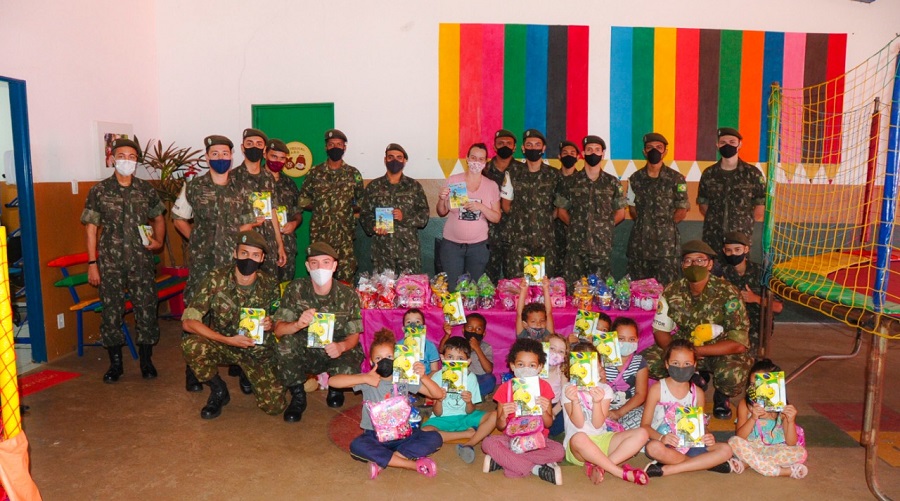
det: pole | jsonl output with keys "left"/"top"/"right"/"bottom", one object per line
{"left": 759, "top": 83, "right": 781, "bottom": 358}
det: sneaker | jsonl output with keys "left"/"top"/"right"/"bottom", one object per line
{"left": 482, "top": 454, "right": 502, "bottom": 473}
{"left": 644, "top": 461, "right": 664, "bottom": 478}
{"left": 713, "top": 390, "right": 733, "bottom": 420}
{"left": 536, "top": 463, "right": 562, "bottom": 486}
{"left": 369, "top": 462, "right": 382, "bottom": 480}
{"left": 456, "top": 444, "right": 476, "bottom": 464}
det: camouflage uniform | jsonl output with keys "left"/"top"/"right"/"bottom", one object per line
{"left": 642, "top": 274, "right": 752, "bottom": 397}
{"left": 172, "top": 172, "right": 256, "bottom": 303}
{"left": 359, "top": 174, "right": 429, "bottom": 274}
{"left": 502, "top": 162, "right": 561, "bottom": 278}
{"left": 557, "top": 169, "right": 627, "bottom": 283}
{"left": 81, "top": 175, "right": 166, "bottom": 347}
{"left": 718, "top": 259, "right": 775, "bottom": 359}
{"left": 554, "top": 172, "right": 576, "bottom": 271}
{"left": 297, "top": 161, "right": 365, "bottom": 283}
{"left": 271, "top": 278, "right": 364, "bottom": 387}
{"left": 482, "top": 159, "right": 523, "bottom": 281}
{"left": 626, "top": 165, "right": 689, "bottom": 285}
{"left": 273, "top": 174, "right": 302, "bottom": 282}
{"left": 697, "top": 159, "right": 766, "bottom": 251}
{"left": 231, "top": 162, "right": 282, "bottom": 275}
{"left": 181, "top": 266, "right": 286, "bottom": 415}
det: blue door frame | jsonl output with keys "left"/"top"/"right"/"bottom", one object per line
{"left": 1, "top": 76, "right": 46, "bottom": 362}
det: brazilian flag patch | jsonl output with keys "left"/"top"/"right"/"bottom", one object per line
{"left": 725, "top": 299, "right": 740, "bottom": 313}
{"left": 677, "top": 183, "right": 687, "bottom": 192}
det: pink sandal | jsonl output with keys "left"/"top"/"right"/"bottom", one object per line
{"left": 622, "top": 464, "right": 649, "bottom": 485}
{"left": 585, "top": 462, "right": 605, "bottom": 484}
{"left": 369, "top": 462, "right": 382, "bottom": 480}
{"left": 415, "top": 457, "right": 437, "bottom": 478}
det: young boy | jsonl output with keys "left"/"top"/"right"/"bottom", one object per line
{"left": 403, "top": 308, "right": 441, "bottom": 374}
{"left": 441, "top": 313, "right": 495, "bottom": 396}
{"left": 423, "top": 337, "right": 498, "bottom": 464}
{"left": 569, "top": 311, "right": 612, "bottom": 345}
{"left": 516, "top": 277, "right": 555, "bottom": 341}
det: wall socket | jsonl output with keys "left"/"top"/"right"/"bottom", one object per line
{"left": 57, "top": 313, "right": 65, "bottom": 329}
{"left": 71, "top": 180, "right": 78, "bottom": 195}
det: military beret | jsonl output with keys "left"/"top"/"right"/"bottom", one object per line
{"left": 204, "top": 135, "right": 233, "bottom": 150}
{"left": 559, "top": 140, "right": 580, "bottom": 153}
{"left": 681, "top": 239, "right": 717, "bottom": 258}
{"left": 235, "top": 230, "right": 268, "bottom": 253}
{"left": 243, "top": 128, "right": 268, "bottom": 143}
{"left": 643, "top": 132, "right": 668, "bottom": 146}
{"left": 582, "top": 135, "right": 607, "bottom": 150}
{"left": 495, "top": 129, "right": 517, "bottom": 142}
{"left": 267, "top": 139, "right": 289, "bottom": 154}
{"left": 523, "top": 129, "right": 546, "bottom": 144}
{"left": 717, "top": 127, "right": 742, "bottom": 140}
{"left": 325, "top": 129, "right": 348, "bottom": 142}
{"left": 385, "top": 143, "right": 408, "bottom": 159}
{"left": 307, "top": 241, "right": 338, "bottom": 260}
{"left": 111, "top": 138, "right": 142, "bottom": 158}
{"left": 723, "top": 231, "right": 751, "bottom": 247}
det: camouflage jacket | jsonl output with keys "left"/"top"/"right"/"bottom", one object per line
{"left": 272, "top": 173, "right": 302, "bottom": 224}
{"left": 664, "top": 274, "right": 750, "bottom": 348}
{"left": 504, "top": 162, "right": 560, "bottom": 248}
{"left": 359, "top": 174, "right": 429, "bottom": 256}
{"left": 297, "top": 161, "right": 364, "bottom": 240}
{"left": 697, "top": 159, "right": 766, "bottom": 248}
{"left": 556, "top": 169, "right": 626, "bottom": 253}
{"left": 483, "top": 158, "right": 523, "bottom": 240}
{"left": 626, "top": 165, "right": 689, "bottom": 259}
{"left": 718, "top": 259, "right": 768, "bottom": 334}
{"left": 231, "top": 162, "right": 281, "bottom": 252}
{"left": 272, "top": 278, "right": 363, "bottom": 343}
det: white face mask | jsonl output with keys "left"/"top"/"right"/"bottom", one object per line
{"left": 114, "top": 159, "right": 137, "bottom": 176}
{"left": 467, "top": 160, "right": 486, "bottom": 174}
{"left": 619, "top": 342, "right": 638, "bottom": 358}
{"left": 513, "top": 367, "right": 541, "bottom": 379}
{"left": 309, "top": 268, "right": 333, "bottom": 286}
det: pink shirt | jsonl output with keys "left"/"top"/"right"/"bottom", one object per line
{"left": 442, "top": 173, "right": 500, "bottom": 244}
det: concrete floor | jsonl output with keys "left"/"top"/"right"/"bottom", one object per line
{"left": 20, "top": 318, "right": 900, "bottom": 500}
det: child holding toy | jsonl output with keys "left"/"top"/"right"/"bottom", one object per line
{"left": 402, "top": 308, "right": 441, "bottom": 374}
{"left": 544, "top": 333, "right": 569, "bottom": 435}
{"left": 604, "top": 317, "right": 648, "bottom": 430}
{"left": 440, "top": 312, "right": 496, "bottom": 395}
{"left": 517, "top": 277, "right": 555, "bottom": 341}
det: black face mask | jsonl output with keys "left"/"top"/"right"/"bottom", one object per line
{"left": 386, "top": 159, "right": 404, "bottom": 174}
{"left": 244, "top": 147, "right": 264, "bottom": 163}
{"left": 463, "top": 330, "right": 483, "bottom": 343}
{"left": 646, "top": 148, "right": 663, "bottom": 164}
{"left": 524, "top": 149, "right": 543, "bottom": 162}
{"left": 719, "top": 144, "right": 738, "bottom": 159}
{"left": 496, "top": 146, "right": 514, "bottom": 159}
{"left": 235, "top": 257, "right": 262, "bottom": 276}
{"left": 724, "top": 253, "right": 746, "bottom": 266}
{"left": 584, "top": 153, "right": 603, "bottom": 167}
{"left": 327, "top": 147, "right": 345, "bottom": 162}
{"left": 560, "top": 155, "right": 578, "bottom": 169}
{"left": 375, "top": 357, "right": 394, "bottom": 378}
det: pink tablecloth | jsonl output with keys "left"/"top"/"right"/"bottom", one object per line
{"left": 360, "top": 306, "right": 655, "bottom": 381}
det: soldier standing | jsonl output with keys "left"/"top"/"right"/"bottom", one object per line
{"left": 482, "top": 129, "right": 523, "bottom": 280}
{"left": 265, "top": 138, "right": 303, "bottom": 282}
{"left": 82, "top": 138, "right": 166, "bottom": 383}
{"left": 553, "top": 140, "right": 580, "bottom": 268}
{"left": 359, "top": 143, "right": 429, "bottom": 274}
{"left": 626, "top": 132, "right": 689, "bottom": 285}
{"left": 297, "top": 129, "right": 365, "bottom": 283}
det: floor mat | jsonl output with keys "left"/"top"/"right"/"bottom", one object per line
{"left": 328, "top": 404, "right": 362, "bottom": 453}
{"left": 811, "top": 402, "right": 900, "bottom": 466}
{"left": 18, "top": 370, "right": 80, "bottom": 397}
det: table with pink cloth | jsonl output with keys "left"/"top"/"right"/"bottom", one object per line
{"left": 359, "top": 306, "right": 655, "bottom": 381}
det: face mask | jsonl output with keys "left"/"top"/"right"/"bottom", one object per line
{"left": 235, "top": 257, "right": 262, "bottom": 276}
{"left": 584, "top": 153, "right": 603, "bottom": 167}
{"left": 547, "top": 352, "right": 564, "bottom": 367}
{"left": 266, "top": 160, "right": 285, "bottom": 173}
{"left": 560, "top": 155, "right": 578, "bottom": 169}
{"left": 513, "top": 367, "right": 541, "bottom": 379}
{"left": 467, "top": 161, "right": 485, "bottom": 174}
{"left": 463, "top": 330, "right": 483, "bottom": 342}
{"left": 645, "top": 148, "right": 663, "bottom": 164}
{"left": 309, "top": 268, "right": 333, "bottom": 287}
{"left": 719, "top": 144, "right": 738, "bottom": 159}
{"left": 244, "top": 147, "right": 264, "bottom": 163}
{"left": 386, "top": 159, "right": 404, "bottom": 174}
{"left": 327, "top": 147, "right": 345, "bottom": 162}
{"left": 724, "top": 253, "right": 746, "bottom": 266}
{"left": 209, "top": 159, "right": 232, "bottom": 174}
{"left": 667, "top": 365, "right": 695, "bottom": 383}
{"left": 496, "top": 146, "right": 514, "bottom": 159}
{"left": 525, "top": 326, "right": 546, "bottom": 339}
{"left": 683, "top": 265, "right": 710, "bottom": 283}
{"left": 375, "top": 358, "right": 394, "bottom": 378}
{"left": 523, "top": 149, "right": 543, "bottom": 162}
{"left": 619, "top": 342, "right": 638, "bottom": 358}
{"left": 114, "top": 159, "right": 137, "bottom": 176}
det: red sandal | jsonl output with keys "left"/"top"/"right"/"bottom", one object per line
{"left": 585, "top": 462, "right": 605, "bottom": 484}
{"left": 415, "top": 457, "right": 437, "bottom": 478}
{"left": 622, "top": 464, "right": 649, "bottom": 485}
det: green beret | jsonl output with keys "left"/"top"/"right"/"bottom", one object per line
{"left": 235, "top": 230, "right": 267, "bottom": 253}
{"left": 717, "top": 127, "right": 742, "bottom": 140}
{"left": 523, "top": 129, "right": 546, "bottom": 144}
{"left": 204, "top": 135, "right": 233, "bottom": 151}
{"left": 723, "top": 231, "right": 751, "bottom": 247}
{"left": 582, "top": 135, "right": 607, "bottom": 150}
{"left": 307, "top": 241, "right": 338, "bottom": 260}
{"left": 494, "top": 129, "right": 517, "bottom": 142}
{"left": 324, "top": 129, "right": 348, "bottom": 142}
{"left": 242, "top": 128, "right": 268, "bottom": 143}
{"left": 559, "top": 140, "right": 579, "bottom": 154}
{"left": 111, "top": 138, "right": 142, "bottom": 158}
{"left": 385, "top": 143, "right": 408, "bottom": 159}
{"left": 681, "top": 239, "right": 717, "bottom": 258}
{"left": 643, "top": 132, "right": 668, "bottom": 146}
{"left": 267, "top": 139, "right": 289, "bottom": 154}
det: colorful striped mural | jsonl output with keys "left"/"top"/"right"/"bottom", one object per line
{"left": 610, "top": 27, "right": 847, "bottom": 164}
{"left": 438, "top": 23, "right": 589, "bottom": 177}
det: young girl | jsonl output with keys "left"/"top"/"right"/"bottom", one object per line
{"left": 481, "top": 338, "right": 566, "bottom": 485}
{"left": 728, "top": 359, "right": 808, "bottom": 479}
{"left": 402, "top": 308, "right": 441, "bottom": 374}
{"left": 562, "top": 342, "right": 650, "bottom": 486}
{"left": 568, "top": 312, "right": 610, "bottom": 345}
{"left": 544, "top": 333, "right": 569, "bottom": 435}
{"left": 333, "top": 329, "right": 444, "bottom": 479}
{"left": 641, "top": 339, "right": 741, "bottom": 477}
{"left": 516, "top": 277, "right": 555, "bottom": 340}
{"left": 605, "top": 317, "right": 648, "bottom": 430}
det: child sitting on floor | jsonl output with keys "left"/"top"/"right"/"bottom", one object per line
{"left": 544, "top": 333, "right": 569, "bottom": 436}
{"left": 517, "top": 277, "right": 555, "bottom": 341}
{"left": 440, "top": 312, "right": 495, "bottom": 396}
{"left": 604, "top": 317, "right": 648, "bottom": 430}
{"left": 402, "top": 308, "right": 441, "bottom": 375}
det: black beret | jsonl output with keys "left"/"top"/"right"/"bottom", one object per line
{"left": 325, "top": 129, "right": 348, "bottom": 142}
{"left": 267, "top": 139, "right": 289, "bottom": 154}
{"left": 681, "top": 239, "right": 717, "bottom": 258}
{"left": 242, "top": 128, "right": 268, "bottom": 143}
{"left": 643, "top": 132, "right": 668, "bottom": 146}
{"left": 204, "top": 135, "right": 233, "bottom": 150}
{"left": 582, "top": 135, "right": 607, "bottom": 150}
{"left": 717, "top": 127, "right": 743, "bottom": 140}
{"left": 385, "top": 143, "right": 408, "bottom": 159}
{"left": 723, "top": 231, "right": 751, "bottom": 247}
{"left": 559, "top": 140, "right": 580, "bottom": 153}
{"left": 111, "top": 138, "right": 142, "bottom": 158}
{"left": 307, "top": 241, "right": 338, "bottom": 260}
{"left": 235, "top": 230, "right": 268, "bottom": 253}
{"left": 494, "top": 129, "right": 516, "bottom": 142}
{"left": 523, "top": 129, "right": 546, "bottom": 144}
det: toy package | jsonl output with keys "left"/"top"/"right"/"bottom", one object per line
{"left": 395, "top": 274, "right": 429, "bottom": 309}
{"left": 569, "top": 352, "right": 600, "bottom": 388}
{"left": 572, "top": 278, "right": 594, "bottom": 310}
{"left": 393, "top": 344, "right": 420, "bottom": 385}
{"left": 476, "top": 274, "right": 496, "bottom": 310}
{"left": 574, "top": 309, "right": 600, "bottom": 340}
{"left": 523, "top": 256, "right": 545, "bottom": 286}
{"left": 250, "top": 191, "right": 272, "bottom": 219}
{"left": 137, "top": 225, "right": 153, "bottom": 247}
{"left": 456, "top": 273, "right": 479, "bottom": 311}
{"left": 539, "top": 342, "right": 550, "bottom": 379}
{"left": 448, "top": 182, "right": 469, "bottom": 209}
{"left": 307, "top": 312, "right": 334, "bottom": 348}
{"left": 497, "top": 278, "right": 523, "bottom": 311}
{"left": 548, "top": 277, "right": 567, "bottom": 308}
{"left": 630, "top": 278, "right": 663, "bottom": 311}
{"left": 375, "top": 207, "right": 394, "bottom": 234}
{"left": 238, "top": 307, "right": 266, "bottom": 345}
{"left": 356, "top": 273, "right": 378, "bottom": 309}
{"left": 366, "top": 385, "right": 412, "bottom": 443}
{"left": 275, "top": 205, "right": 288, "bottom": 227}
{"left": 613, "top": 277, "right": 632, "bottom": 310}
{"left": 754, "top": 371, "right": 787, "bottom": 412}
{"left": 510, "top": 376, "right": 543, "bottom": 417}
{"left": 401, "top": 324, "right": 427, "bottom": 360}
{"left": 374, "top": 270, "right": 397, "bottom": 309}
{"left": 441, "top": 360, "right": 468, "bottom": 393}
{"left": 442, "top": 292, "right": 466, "bottom": 325}
{"left": 675, "top": 406, "right": 705, "bottom": 448}
{"left": 429, "top": 273, "right": 449, "bottom": 308}
{"left": 591, "top": 331, "right": 623, "bottom": 367}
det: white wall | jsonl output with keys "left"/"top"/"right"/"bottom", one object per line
{"left": 0, "top": 0, "right": 159, "bottom": 182}
{"left": 0, "top": 82, "right": 14, "bottom": 184}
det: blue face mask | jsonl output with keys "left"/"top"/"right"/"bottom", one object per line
{"left": 209, "top": 159, "right": 232, "bottom": 174}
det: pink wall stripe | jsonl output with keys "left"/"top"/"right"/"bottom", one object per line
{"left": 781, "top": 32, "right": 807, "bottom": 164}
{"left": 481, "top": 24, "right": 505, "bottom": 146}
{"left": 458, "top": 24, "right": 484, "bottom": 158}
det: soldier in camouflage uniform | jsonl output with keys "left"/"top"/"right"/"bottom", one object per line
{"left": 556, "top": 135, "right": 627, "bottom": 284}
{"left": 697, "top": 127, "right": 766, "bottom": 256}
{"left": 297, "top": 129, "right": 365, "bottom": 283}
{"left": 554, "top": 140, "right": 580, "bottom": 269}
{"left": 626, "top": 133, "right": 690, "bottom": 285}
{"left": 182, "top": 231, "right": 286, "bottom": 419}
{"left": 643, "top": 240, "right": 752, "bottom": 420}
{"left": 82, "top": 138, "right": 166, "bottom": 383}
{"left": 500, "top": 129, "right": 561, "bottom": 278}
{"left": 265, "top": 138, "right": 303, "bottom": 282}
{"left": 272, "top": 242, "right": 364, "bottom": 423}
{"left": 359, "top": 143, "right": 429, "bottom": 274}
{"left": 230, "top": 128, "right": 287, "bottom": 274}
{"left": 482, "top": 129, "right": 523, "bottom": 281}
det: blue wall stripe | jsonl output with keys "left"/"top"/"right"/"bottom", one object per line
{"left": 760, "top": 31, "right": 784, "bottom": 163}
{"left": 610, "top": 27, "right": 634, "bottom": 160}
{"left": 524, "top": 24, "right": 549, "bottom": 134}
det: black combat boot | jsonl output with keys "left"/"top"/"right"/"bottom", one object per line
{"left": 103, "top": 346, "right": 124, "bottom": 383}
{"left": 227, "top": 364, "right": 242, "bottom": 377}
{"left": 237, "top": 368, "right": 253, "bottom": 395}
{"left": 200, "top": 375, "right": 231, "bottom": 419}
{"left": 185, "top": 365, "right": 203, "bottom": 392}
{"left": 138, "top": 344, "right": 158, "bottom": 379}
{"left": 283, "top": 385, "right": 308, "bottom": 423}
{"left": 326, "top": 387, "right": 345, "bottom": 408}
{"left": 713, "top": 389, "right": 733, "bottom": 420}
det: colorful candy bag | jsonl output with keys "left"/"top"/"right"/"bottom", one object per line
{"left": 456, "top": 273, "right": 479, "bottom": 311}
{"left": 430, "top": 273, "right": 449, "bottom": 308}
{"left": 497, "top": 278, "right": 523, "bottom": 311}
{"left": 375, "top": 270, "right": 397, "bottom": 309}
{"left": 366, "top": 384, "right": 412, "bottom": 442}
{"left": 571, "top": 277, "right": 593, "bottom": 310}
{"left": 549, "top": 277, "right": 567, "bottom": 308}
{"left": 395, "top": 274, "right": 429, "bottom": 309}
{"left": 356, "top": 273, "right": 378, "bottom": 309}
{"left": 476, "top": 274, "right": 496, "bottom": 310}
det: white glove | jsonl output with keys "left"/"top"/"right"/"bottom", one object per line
{"left": 653, "top": 296, "right": 675, "bottom": 333}
{"left": 171, "top": 182, "right": 193, "bottom": 219}
{"left": 499, "top": 171, "right": 514, "bottom": 200}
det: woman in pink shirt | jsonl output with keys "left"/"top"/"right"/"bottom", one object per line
{"left": 436, "top": 143, "right": 502, "bottom": 286}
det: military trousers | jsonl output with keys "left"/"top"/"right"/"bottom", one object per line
{"left": 273, "top": 332, "right": 364, "bottom": 388}
{"left": 98, "top": 258, "right": 159, "bottom": 347}
{"left": 627, "top": 256, "right": 682, "bottom": 287}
